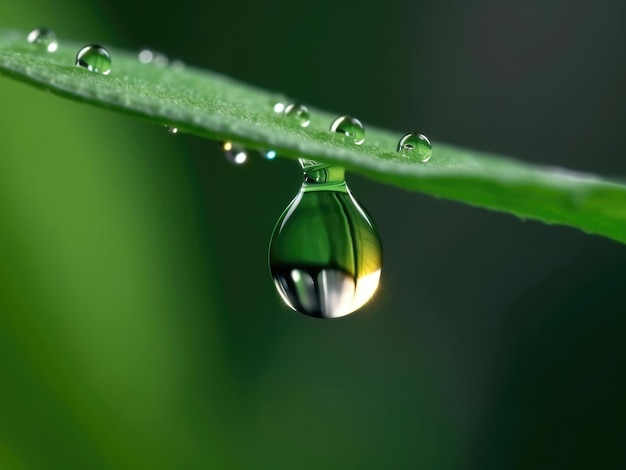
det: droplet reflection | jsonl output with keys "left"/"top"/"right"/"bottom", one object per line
{"left": 223, "top": 141, "right": 247, "bottom": 165}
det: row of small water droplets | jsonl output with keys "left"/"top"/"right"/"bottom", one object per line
{"left": 220, "top": 101, "right": 432, "bottom": 166}
{"left": 27, "top": 28, "right": 184, "bottom": 78}
{"left": 27, "top": 28, "right": 432, "bottom": 164}
{"left": 327, "top": 114, "right": 432, "bottom": 162}
{"left": 28, "top": 27, "right": 189, "bottom": 134}
{"left": 27, "top": 27, "right": 110, "bottom": 75}
{"left": 274, "top": 101, "right": 432, "bottom": 162}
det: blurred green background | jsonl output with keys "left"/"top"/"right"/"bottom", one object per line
{"left": 2, "top": 0, "right": 626, "bottom": 468}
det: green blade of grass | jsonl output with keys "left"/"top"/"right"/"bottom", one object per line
{"left": 1, "top": 28, "right": 626, "bottom": 243}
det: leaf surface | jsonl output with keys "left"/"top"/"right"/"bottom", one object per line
{"left": 1, "top": 29, "right": 625, "bottom": 242}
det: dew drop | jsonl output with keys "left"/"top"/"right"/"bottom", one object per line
{"left": 27, "top": 28, "right": 58, "bottom": 52}
{"left": 283, "top": 103, "right": 310, "bottom": 127}
{"left": 265, "top": 150, "right": 277, "bottom": 160}
{"left": 330, "top": 115, "right": 365, "bottom": 145}
{"left": 75, "top": 45, "right": 111, "bottom": 75}
{"left": 170, "top": 59, "right": 185, "bottom": 70}
{"left": 271, "top": 94, "right": 291, "bottom": 114}
{"left": 138, "top": 49, "right": 168, "bottom": 66}
{"left": 269, "top": 159, "right": 382, "bottom": 318}
{"left": 397, "top": 132, "right": 432, "bottom": 162}
{"left": 167, "top": 126, "right": 178, "bottom": 134}
{"left": 273, "top": 102, "right": 286, "bottom": 113}
{"left": 153, "top": 53, "right": 169, "bottom": 67}
{"left": 223, "top": 141, "right": 247, "bottom": 165}
{"left": 138, "top": 49, "right": 154, "bottom": 64}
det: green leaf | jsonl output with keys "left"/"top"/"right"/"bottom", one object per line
{"left": 2, "top": 28, "right": 626, "bottom": 243}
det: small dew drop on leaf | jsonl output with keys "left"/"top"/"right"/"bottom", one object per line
{"left": 330, "top": 115, "right": 365, "bottom": 145}
{"left": 138, "top": 49, "right": 153, "bottom": 64}
{"left": 138, "top": 49, "right": 168, "bottom": 66}
{"left": 264, "top": 150, "right": 277, "bottom": 160}
{"left": 397, "top": 132, "right": 432, "bottom": 162}
{"left": 283, "top": 103, "right": 310, "bottom": 128}
{"left": 271, "top": 94, "right": 291, "bottom": 114}
{"left": 27, "top": 28, "right": 58, "bottom": 52}
{"left": 222, "top": 141, "right": 247, "bottom": 165}
{"left": 268, "top": 159, "right": 382, "bottom": 318}
{"left": 153, "top": 53, "right": 168, "bottom": 67}
{"left": 75, "top": 44, "right": 111, "bottom": 75}
{"left": 166, "top": 126, "right": 178, "bottom": 134}
{"left": 170, "top": 59, "right": 185, "bottom": 70}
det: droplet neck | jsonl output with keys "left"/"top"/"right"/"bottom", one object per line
{"left": 299, "top": 159, "right": 346, "bottom": 190}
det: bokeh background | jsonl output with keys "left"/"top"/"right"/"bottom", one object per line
{"left": 2, "top": 1, "right": 626, "bottom": 468}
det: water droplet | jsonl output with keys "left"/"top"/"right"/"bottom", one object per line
{"left": 269, "top": 160, "right": 382, "bottom": 318}
{"left": 167, "top": 126, "right": 178, "bottom": 134}
{"left": 75, "top": 45, "right": 111, "bottom": 75}
{"left": 223, "top": 142, "right": 247, "bottom": 165}
{"left": 283, "top": 103, "right": 310, "bottom": 127}
{"left": 170, "top": 59, "right": 185, "bottom": 70}
{"left": 153, "top": 53, "right": 169, "bottom": 67}
{"left": 138, "top": 49, "right": 154, "bottom": 63}
{"left": 397, "top": 132, "right": 432, "bottom": 162}
{"left": 271, "top": 94, "right": 291, "bottom": 114}
{"left": 265, "top": 150, "right": 277, "bottom": 160}
{"left": 330, "top": 115, "right": 365, "bottom": 145}
{"left": 273, "top": 102, "right": 286, "bottom": 113}
{"left": 138, "top": 49, "right": 168, "bottom": 66}
{"left": 27, "top": 28, "right": 58, "bottom": 52}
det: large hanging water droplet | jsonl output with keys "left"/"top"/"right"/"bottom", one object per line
{"left": 223, "top": 141, "right": 247, "bottom": 165}
{"left": 269, "top": 160, "right": 382, "bottom": 318}
{"left": 330, "top": 115, "right": 365, "bottom": 145}
{"left": 397, "top": 132, "right": 432, "bottom": 162}
{"left": 284, "top": 103, "right": 310, "bottom": 127}
{"left": 27, "top": 28, "right": 58, "bottom": 52}
{"left": 75, "top": 45, "right": 111, "bottom": 75}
